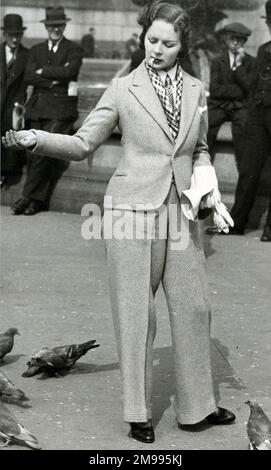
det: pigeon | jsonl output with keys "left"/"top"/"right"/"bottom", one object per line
{"left": 0, "top": 328, "right": 20, "bottom": 363}
{"left": 22, "top": 339, "right": 100, "bottom": 377}
{"left": 0, "top": 371, "right": 28, "bottom": 403}
{"left": 245, "top": 400, "right": 271, "bottom": 450}
{"left": 0, "top": 401, "right": 40, "bottom": 449}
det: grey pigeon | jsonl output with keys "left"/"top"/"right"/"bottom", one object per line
{"left": 22, "top": 340, "right": 100, "bottom": 377}
{"left": 0, "top": 371, "right": 28, "bottom": 403}
{"left": 0, "top": 401, "right": 40, "bottom": 449}
{"left": 245, "top": 400, "right": 271, "bottom": 450}
{"left": 0, "top": 328, "right": 20, "bottom": 362}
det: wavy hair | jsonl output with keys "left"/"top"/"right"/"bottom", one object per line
{"left": 137, "top": 0, "right": 191, "bottom": 60}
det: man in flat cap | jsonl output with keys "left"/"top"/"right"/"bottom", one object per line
{"left": 207, "top": 22, "right": 255, "bottom": 170}
{"left": 1, "top": 14, "right": 29, "bottom": 188}
{"left": 11, "top": 6, "right": 83, "bottom": 215}
{"left": 227, "top": 1, "right": 271, "bottom": 241}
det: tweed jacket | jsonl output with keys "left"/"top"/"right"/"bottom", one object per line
{"left": 31, "top": 61, "right": 211, "bottom": 210}
{"left": 0, "top": 42, "right": 29, "bottom": 132}
{"left": 25, "top": 37, "right": 83, "bottom": 121}
{"left": 208, "top": 51, "right": 255, "bottom": 111}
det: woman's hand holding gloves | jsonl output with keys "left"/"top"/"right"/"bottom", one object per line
{"left": 182, "top": 166, "right": 234, "bottom": 233}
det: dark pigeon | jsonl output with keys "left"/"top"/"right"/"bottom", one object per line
{"left": 0, "top": 328, "right": 20, "bottom": 363}
{"left": 22, "top": 340, "right": 100, "bottom": 377}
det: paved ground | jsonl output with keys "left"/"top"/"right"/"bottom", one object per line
{"left": 0, "top": 205, "right": 270, "bottom": 451}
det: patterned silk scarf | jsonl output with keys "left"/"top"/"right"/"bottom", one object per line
{"left": 145, "top": 60, "right": 183, "bottom": 140}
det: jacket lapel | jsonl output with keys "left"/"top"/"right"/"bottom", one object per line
{"left": 0, "top": 43, "right": 7, "bottom": 96}
{"left": 224, "top": 52, "right": 231, "bottom": 69}
{"left": 52, "top": 36, "right": 66, "bottom": 62}
{"left": 5, "top": 46, "right": 26, "bottom": 89}
{"left": 129, "top": 62, "right": 174, "bottom": 143}
{"left": 173, "top": 70, "right": 200, "bottom": 152}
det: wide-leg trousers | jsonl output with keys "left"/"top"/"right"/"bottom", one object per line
{"left": 104, "top": 183, "right": 217, "bottom": 424}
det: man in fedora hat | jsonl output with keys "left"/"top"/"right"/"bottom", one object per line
{"left": 1, "top": 14, "right": 29, "bottom": 188}
{"left": 207, "top": 22, "right": 255, "bottom": 170}
{"left": 11, "top": 6, "right": 83, "bottom": 215}
{"left": 226, "top": 1, "right": 271, "bottom": 241}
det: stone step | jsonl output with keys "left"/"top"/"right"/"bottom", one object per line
{"left": 1, "top": 128, "right": 269, "bottom": 229}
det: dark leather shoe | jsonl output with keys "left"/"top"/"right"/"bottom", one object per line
{"left": 227, "top": 226, "right": 244, "bottom": 235}
{"left": 11, "top": 198, "right": 31, "bottom": 215}
{"left": 205, "top": 226, "right": 244, "bottom": 235}
{"left": 261, "top": 225, "right": 271, "bottom": 242}
{"left": 129, "top": 419, "right": 155, "bottom": 443}
{"left": 205, "top": 226, "right": 220, "bottom": 235}
{"left": 24, "top": 200, "right": 45, "bottom": 216}
{"left": 206, "top": 407, "right": 236, "bottom": 425}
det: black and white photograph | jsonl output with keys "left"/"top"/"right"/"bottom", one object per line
{"left": 0, "top": 0, "right": 271, "bottom": 460}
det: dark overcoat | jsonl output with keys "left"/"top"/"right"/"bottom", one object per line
{"left": 1, "top": 42, "right": 29, "bottom": 177}
{"left": 249, "top": 41, "right": 271, "bottom": 107}
{"left": 0, "top": 42, "right": 29, "bottom": 133}
{"left": 25, "top": 37, "right": 83, "bottom": 122}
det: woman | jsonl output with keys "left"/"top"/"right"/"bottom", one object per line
{"left": 3, "top": 0, "right": 235, "bottom": 444}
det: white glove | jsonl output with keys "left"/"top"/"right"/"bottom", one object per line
{"left": 212, "top": 196, "right": 234, "bottom": 233}
{"left": 182, "top": 166, "right": 219, "bottom": 219}
{"left": 181, "top": 166, "right": 234, "bottom": 233}
{"left": 200, "top": 186, "right": 221, "bottom": 209}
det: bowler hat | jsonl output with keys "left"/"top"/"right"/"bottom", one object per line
{"left": 223, "top": 22, "right": 251, "bottom": 38}
{"left": 1, "top": 14, "right": 26, "bottom": 32}
{"left": 40, "top": 7, "right": 70, "bottom": 25}
{"left": 261, "top": 0, "right": 271, "bottom": 21}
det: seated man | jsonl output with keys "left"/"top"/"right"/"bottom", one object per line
{"left": 207, "top": 4, "right": 271, "bottom": 242}
{"left": 207, "top": 22, "right": 255, "bottom": 170}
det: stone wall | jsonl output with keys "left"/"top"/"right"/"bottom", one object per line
{"left": 1, "top": 0, "right": 141, "bottom": 52}
{"left": 1, "top": 1, "right": 269, "bottom": 56}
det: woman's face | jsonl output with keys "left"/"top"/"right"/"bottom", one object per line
{"left": 144, "top": 19, "right": 182, "bottom": 71}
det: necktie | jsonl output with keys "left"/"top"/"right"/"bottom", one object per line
{"left": 48, "top": 43, "right": 57, "bottom": 64}
{"left": 165, "top": 74, "right": 175, "bottom": 111}
{"left": 145, "top": 60, "right": 182, "bottom": 141}
{"left": 232, "top": 52, "right": 238, "bottom": 71}
{"left": 7, "top": 48, "right": 16, "bottom": 68}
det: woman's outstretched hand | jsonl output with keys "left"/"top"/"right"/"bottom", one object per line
{"left": 2, "top": 130, "right": 37, "bottom": 150}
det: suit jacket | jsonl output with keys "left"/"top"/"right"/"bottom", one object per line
{"left": 0, "top": 42, "right": 29, "bottom": 132}
{"left": 25, "top": 37, "right": 83, "bottom": 121}
{"left": 208, "top": 51, "right": 255, "bottom": 111}
{"left": 31, "top": 62, "right": 211, "bottom": 210}
{"left": 249, "top": 41, "right": 271, "bottom": 107}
